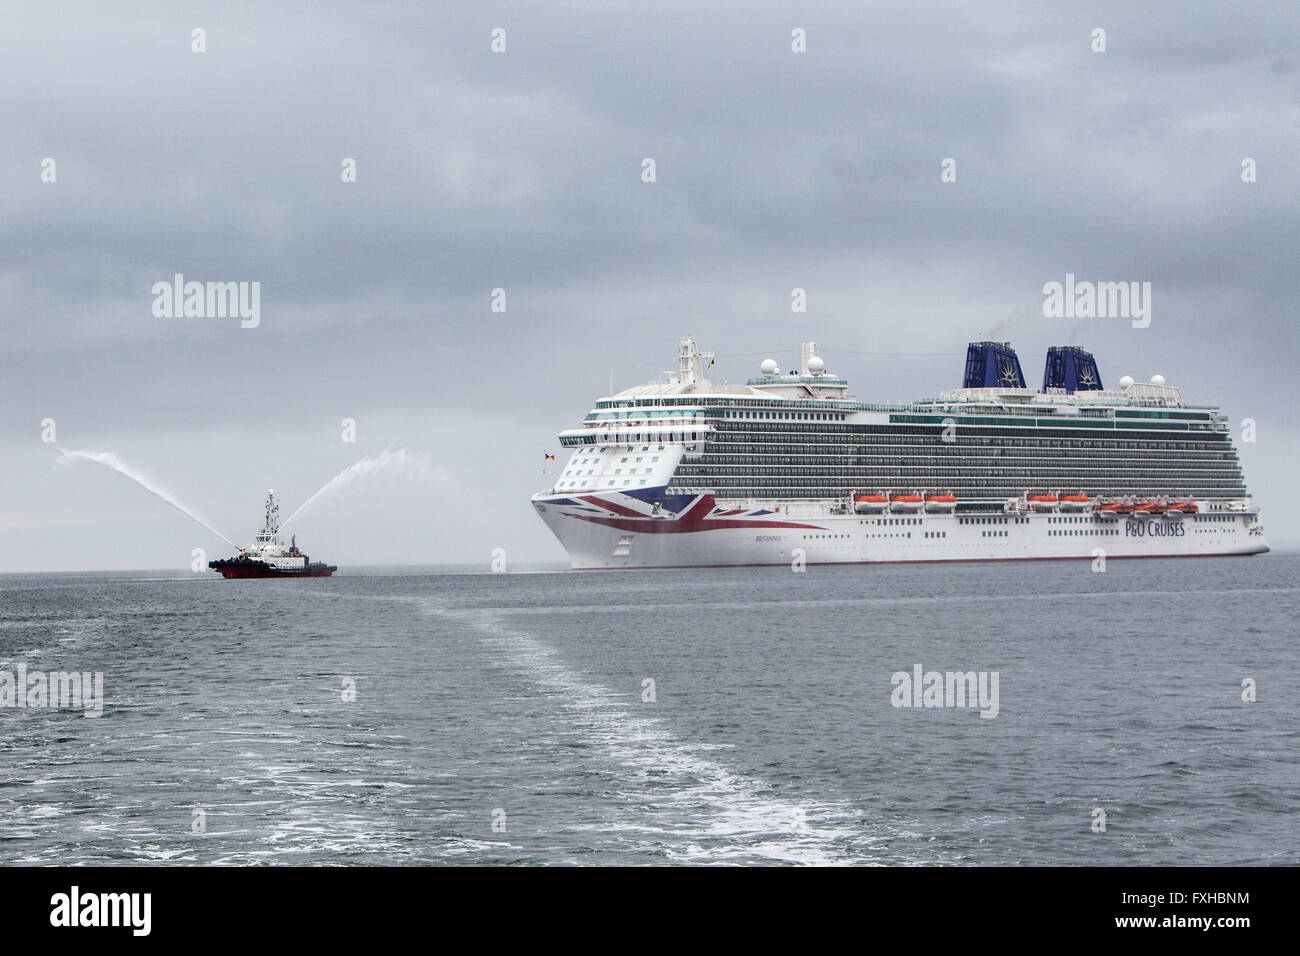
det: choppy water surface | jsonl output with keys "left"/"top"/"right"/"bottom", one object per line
{"left": 1, "top": 556, "right": 1296, "bottom": 865}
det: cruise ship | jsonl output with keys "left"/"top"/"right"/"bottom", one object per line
{"left": 531, "top": 338, "right": 1268, "bottom": 569}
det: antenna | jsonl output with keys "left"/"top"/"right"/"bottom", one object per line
{"left": 261, "top": 489, "right": 280, "bottom": 540}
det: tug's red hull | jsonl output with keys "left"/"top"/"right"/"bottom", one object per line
{"left": 209, "top": 560, "right": 336, "bottom": 578}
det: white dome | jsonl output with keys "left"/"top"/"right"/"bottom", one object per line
{"left": 1150, "top": 374, "right": 1166, "bottom": 386}
{"left": 760, "top": 359, "right": 779, "bottom": 376}
{"left": 806, "top": 355, "right": 825, "bottom": 375}
{"left": 1118, "top": 375, "right": 1134, "bottom": 389}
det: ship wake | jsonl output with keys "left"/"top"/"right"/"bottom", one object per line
{"left": 424, "top": 602, "right": 877, "bottom": 865}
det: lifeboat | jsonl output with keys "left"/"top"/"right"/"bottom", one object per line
{"left": 890, "top": 493, "right": 923, "bottom": 513}
{"left": 1058, "top": 493, "right": 1090, "bottom": 512}
{"left": 1095, "top": 501, "right": 1131, "bottom": 519}
{"left": 853, "top": 493, "right": 889, "bottom": 514}
{"left": 1133, "top": 501, "right": 1166, "bottom": 517}
{"left": 924, "top": 493, "right": 957, "bottom": 513}
{"left": 1164, "top": 501, "right": 1197, "bottom": 518}
{"left": 1027, "top": 493, "right": 1059, "bottom": 511}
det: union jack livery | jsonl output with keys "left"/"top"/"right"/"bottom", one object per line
{"left": 532, "top": 338, "right": 1268, "bottom": 569}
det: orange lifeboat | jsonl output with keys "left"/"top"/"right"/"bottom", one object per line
{"left": 1133, "top": 501, "right": 1166, "bottom": 516}
{"left": 1164, "top": 500, "right": 1197, "bottom": 518}
{"left": 853, "top": 493, "right": 889, "bottom": 514}
{"left": 924, "top": 493, "right": 957, "bottom": 513}
{"left": 890, "top": 493, "right": 923, "bottom": 513}
{"left": 1096, "top": 501, "right": 1135, "bottom": 519}
{"left": 1027, "top": 493, "right": 1059, "bottom": 511}
{"left": 1058, "top": 493, "right": 1090, "bottom": 512}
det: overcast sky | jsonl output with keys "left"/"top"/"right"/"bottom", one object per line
{"left": 2, "top": 0, "right": 1297, "bottom": 571}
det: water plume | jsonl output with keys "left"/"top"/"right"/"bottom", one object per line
{"left": 280, "top": 447, "right": 430, "bottom": 529}
{"left": 56, "top": 448, "right": 238, "bottom": 548}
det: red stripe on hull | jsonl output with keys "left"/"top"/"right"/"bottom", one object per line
{"left": 572, "top": 551, "right": 1265, "bottom": 571}
{"left": 578, "top": 495, "right": 645, "bottom": 517}
{"left": 571, "top": 514, "right": 827, "bottom": 533}
{"left": 213, "top": 567, "right": 336, "bottom": 578}
{"left": 565, "top": 492, "right": 827, "bottom": 533}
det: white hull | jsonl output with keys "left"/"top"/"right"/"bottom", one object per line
{"left": 532, "top": 490, "right": 1268, "bottom": 570}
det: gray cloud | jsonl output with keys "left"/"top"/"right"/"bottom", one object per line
{"left": 3, "top": 0, "right": 1297, "bottom": 569}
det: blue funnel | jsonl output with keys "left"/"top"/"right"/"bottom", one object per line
{"left": 963, "top": 342, "right": 1026, "bottom": 389}
{"left": 1043, "top": 346, "right": 1103, "bottom": 392}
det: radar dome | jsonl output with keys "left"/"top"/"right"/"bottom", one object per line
{"left": 806, "top": 355, "right": 825, "bottom": 375}
{"left": 1150, "top": 374, "right": 1166, "bottom": 386}
{"left": 760, "top": 359, "right": 779, "bottom": 376}
{"left": 1118, "top": 375, "right": 1134, "bottom": 389}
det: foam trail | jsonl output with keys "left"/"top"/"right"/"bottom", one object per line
{"left": 281, "top": 447, "right": 427, "bottom": 529}
{"left": 443, "top": 605, "right": 868, "bottom": 865}
{"left": 56, "top": 448, "right": 238, "bottom": 548}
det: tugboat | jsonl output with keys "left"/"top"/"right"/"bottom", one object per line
{"left": 208, "top": 490, "right": 337, "bottom": 578}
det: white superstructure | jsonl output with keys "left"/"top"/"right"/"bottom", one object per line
{"left": 243, "top": 490, "right": 307, "bottom": 569}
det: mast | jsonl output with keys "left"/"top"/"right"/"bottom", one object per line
{"left": 262, "top": 489, "right": 280, "bottom": 539}
{"left": 676, "top": 336, "right": 714, "bottom": 385}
